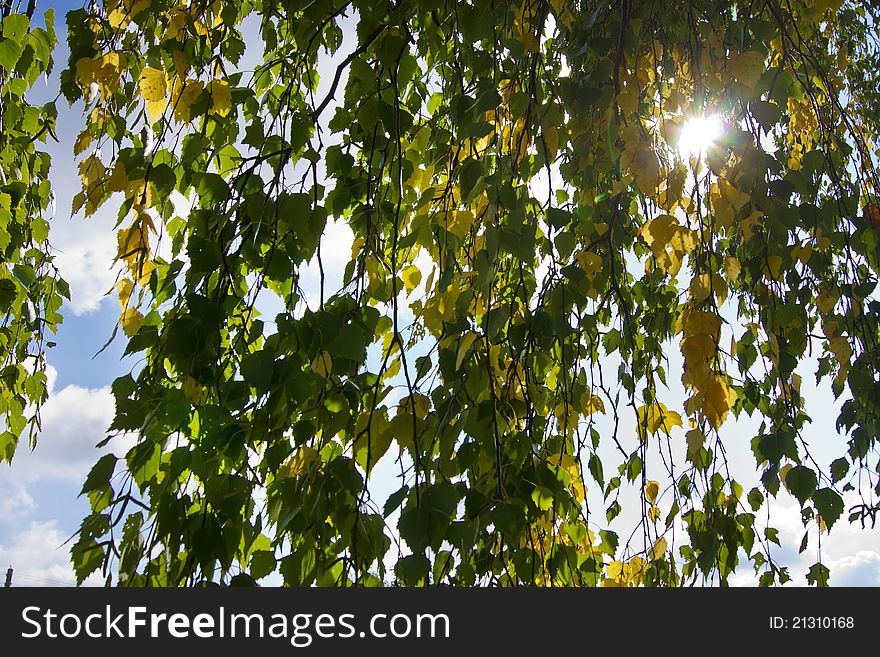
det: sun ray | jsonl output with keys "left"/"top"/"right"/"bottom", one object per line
{"left": 678, "top": 115, "right": 723, "bottom": 158}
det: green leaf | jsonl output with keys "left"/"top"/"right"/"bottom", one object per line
{"left": 747, "top": 487, "right": 764, "bottom": 512}
{"left": 0, "top": 38, "right": 24, "bottom": 70}
{"left": 531, "top": 485, "right": 554, "bottom": 511}
{"left": 598, "top": 530, "right": 618, "bottom": 556}
{"left": 812, "top": 488, "right": 844, "bottom": 529}
{"left": 2, "top": 13, "right": 29, "bottom": 40}
{"left": 398, "top": 505, "right": 430, "bottom": 553}
{"left": 383, "top": 485, "right": 409, "bottom": 518}
{"left": 395, "top": 553, "right": 429, "bottom": 585}
{"left": 806, "top": 562, "right": 830, "bottom": 587}
{"left": 432, "top": 550, "right": 454, "bottom": 584}
{"left": 71, "top": 538, "right": 104, "bottom": 584}
{"left": 458, "top": 159, "right": 482, "bottom": 203}
{"left": 0, "top": 279, "right": 18, "bottom": 311}
{"left": 249, "top": 550, "right": 277, "bottom": 579}
{"left": 830, "top": 457, "right": 849, "bottom": 483}
{"left": 489, "top": 503, "right": 525, "bottom": 541}
{"left": 80, "top": 454, "right": 117, "bottom": 495}
{"left": 554, "top": 231, "right": 576, "bottom": 260}
{"left": 785, "top": 466, "right": 818, "bottom": 506}
{"left": 749, "top": 100, "right": 781, "bottom": 129}
{"left": 241, "top": 349, "right": 275, "bottom": 392}
{"left": 327, "top": 322, "right": 367, "bottom": 362}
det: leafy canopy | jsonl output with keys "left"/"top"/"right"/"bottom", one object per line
{"left": 5, "top": 0, "right": 880, "bottom": 586}
{"left": 0, "top": 5, "right": 67, "bottom": 464}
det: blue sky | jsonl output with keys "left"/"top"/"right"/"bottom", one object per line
{"left": 1, "top": 0, "right": 879, "bottom": 587}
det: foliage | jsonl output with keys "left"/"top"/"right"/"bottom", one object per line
{"left": 0, "top": 4, "right": 68, "bottom": 463}
{"left": 7, "top": 0, "right": 880, "bottom": 586}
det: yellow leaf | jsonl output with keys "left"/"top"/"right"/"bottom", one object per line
{"left": 171, "top": 49, "right": 190, "bottom": 79}
{"left": 183, "top": 376, "right": 202, "bottom": 405}
{"left": 174, "top": 79, "right": 205, "bottom": 123}
{"left": 650, "top": 536, "right": 668, "bottom": 561}
{"left": 446, "top": 210, "right": 475, "bottom": 238}
{"left": 74, "top": 129, "right": 92, "bottom": 157}
{"left": 648, "top": 505, "right": 661, "bottom": 521}
{"left": 542, "top": 125, "right": 559, "bottom": 159}
{"left": 354, "top": 411, "right": 392, "bottom": 469}
{"left": 519, "top": 31, "right": 540, "bottom": 53}
{"left": 106, "top": 162, "right": 129, "bottom": 194}
{"left": 762, "top": 255, "right": 783, "bottom": 281}
{"left": 630, "top": 146, "right": 663, "bottom": 192}
{"left": 684, "top": 310, "right": 722, "bottom": 338}
{"left": 739, "top": 210, "right": 763, "bottom": 240}
{"left": 76, "top": 52, "right": 127, "bottom": 99}
{"left": 681, "top": 333, "right": 716, "bottom": 365}
{"left": 312, "top": 351, "right": 332, "bottom": 378}
{"left": 408, "top": 392, "right": 431, "bottom": 417}
{"left": 456, "top": 332, "right": 479, "bottom": 370}
{"left": 828, "top": 336, "right": 852, "bottom": 364}
{"left": 127, "top": 179, "right": 157, "bottom": 212}
{"left": 779, "top": 463, "right": 793, "bottom": 486}
{"left": 606, "top": 560, "right": 623, "bottom": 580}
{"left": 382, "top": 330, "right": 400, "bottom": 359}
{"left": 690, "top": 273, "right": 712, "bottom": 302}
{"left": 729, "top": 51, "right": 765, "bottom": 90}
{"left": 120, "top": 307, "right": 144, "bottom": 337}
{"left": 686, "top": 428, "right": 704, "bottom": 459}
{"left": 576, "top": 251, "right": 602, "bottom": 279}
{"left": 624, "top": 556, "right": 647, "bottom": 583}
{"left": 547, "top": 451, "right": 578, "bottom": 470}
{"left": 208, "top": 78, "right": 231, "bottom": 116}
{"left": 579, "top": 393, "right": 605, "bottom": 415}
{"left": 725, "top": 256, "right": 741, "bottom": 282}
{"left": 78, "top": 155, "right": 107, "bottom": 217}
{"left": 136, "top": 259, "right": 155, "bottom": 287}
{"left": 816, "top": 292, "right": 836, "bottom": 314}
{"left": 389, "top": 412, "right": 415, "bottom": 453}
{"left": 278, "top": 447, "right": 320, "bottom": 479}
{"left": 139, "top": 67, "right": 168, "bottom": 123}
{"left": 638, "top": 214, "right": 674, "bottom": 249}
{"left": 645, "top": 480, "right": 660, "bottom": 504}
{"left": 402, "top": 264, "right": 422, "bottom": 293}
{"left": 637, "top": 402, "right": 683, "bottom": 438}
{"left": 116, "top": 223, "right": 149, "bottom": 266}
{"left": 116, "top": 277, "right": 135, "bottom": 309}
{"left": 107, "top": 0, "right": 150, "bottom": 29}
{"left": 163, "top": 9, "right": 188, "bottom": 43}
{"left": 712, "top": 274, "right": 728, "bottom": 305}
{"left": 397, "top": 395, "right": 431, "bottom": 441}
{"left": 792, "top": 243, "right": 813, "bottom": 265}
{"left": 571, "top": 480, "right": 587, "bottom": 503}
{"left": 351, "top": 236, "right": 365, "bottom": 259}
{"left": 717, "top": 178, "right": 751, "bottom": 212}
{"left": 703, "top": 375, "right": 737, "bottom": 429}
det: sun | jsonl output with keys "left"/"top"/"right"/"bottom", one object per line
{"left": 677, "top": 115, "right": 724, "bottom": 158}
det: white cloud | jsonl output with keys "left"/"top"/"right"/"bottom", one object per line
{"left": 0, "top": 366, "right": 133, "bottom": 521}
{"left": 0, "top": 520, "right": 101, "bottom": 587}
{"left": 729, "top": 492, "right": 880, "bottom": 586}
{"left": 51, "top": 229, "right": 118, "bottom": 315}
{"left": 0, "top": 483, "right": 35, "bottom": 521}
{"left": 45, "top": 97, "right": 121, "bottom": 316}
{"left": 826, "top": 551, "right": 880, "bottom": 586}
